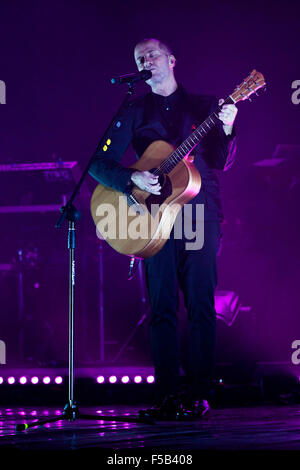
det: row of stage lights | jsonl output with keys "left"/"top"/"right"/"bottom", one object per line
{"left": 0, "top": 376, "right": 63, "bottom": 385}
{"left": 96, "top": 375, "right": 155, "bottom": 384}
{"left": 0, "top": 375, "right": 155, "bottom": 385}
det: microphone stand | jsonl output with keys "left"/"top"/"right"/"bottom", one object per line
{"left": 16, "top": 82, "right": 154, "bottom": 431}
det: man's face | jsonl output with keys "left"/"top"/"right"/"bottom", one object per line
{"left": 134, "top": 40, "right": 174, "bottom": 86}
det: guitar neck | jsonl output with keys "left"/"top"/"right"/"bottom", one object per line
{"left": 155, "top": 95, "right": 234, "bottom": 175}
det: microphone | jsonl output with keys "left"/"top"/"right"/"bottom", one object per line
{"left": 111, "top": 70, "right": 152, "bottom": 85}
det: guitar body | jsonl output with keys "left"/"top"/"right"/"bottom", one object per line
{"left": 90, "top": 140, "right": 201, "bottom": 258}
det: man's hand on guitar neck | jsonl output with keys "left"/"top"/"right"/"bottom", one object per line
{"left": 131, "top": 170, "right": 161, "bottom": 195}
{"left": 218, "top": 98, "right": 238, "bottom": 136}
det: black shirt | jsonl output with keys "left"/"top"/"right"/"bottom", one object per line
{"left": 89, "top": 85, "right": 237, "bottom": 221}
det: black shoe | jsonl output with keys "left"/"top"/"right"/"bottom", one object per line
{"left": 176, "top": 399, "right": 211, "bottom": 420}
{"left": 138, "top": 394, "right": 183, "bottom": 421}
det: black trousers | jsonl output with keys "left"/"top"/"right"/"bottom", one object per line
{"left": 144, "top": 218, "right": 222, "bottom": 400}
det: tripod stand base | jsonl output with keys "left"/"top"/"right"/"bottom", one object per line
{"left": 15, "top": 405, "right": 155, "bottom": 431}
{"left": 63, "top": 401, "right": 79, "bottom": 420}
{"left": 15, "top": 401, "right": 80, "bottom": 431}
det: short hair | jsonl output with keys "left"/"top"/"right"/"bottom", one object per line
{"left": 134, "top": 38, "right": 173, "bottom": 56}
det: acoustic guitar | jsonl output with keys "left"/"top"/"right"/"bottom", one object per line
{"left": 91, "top": 70, "right": 265, "bottom": 258}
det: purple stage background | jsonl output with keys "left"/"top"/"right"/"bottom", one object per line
{"left": 0, "top": 0, "right": 299, "bottom": 372}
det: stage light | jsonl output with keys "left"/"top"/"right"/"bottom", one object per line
{"left": 43, "top": 376, "right": 51, "bottom": 384}
{"left": 109, "top": 375, "right": 117, "bottom": 384}
{"left": 31, "top": 376, "right": 39, "bottom": 384}
{"left": 54, "top": 376, "right": 63, "bottom": 384}
{"left": 19, "top": 376, "right": 27, "bottom": 384}
{"left": 121, "top": 375, "right": 130, "bottom": 384}
{"left": 7, "top": 377, "right": 15, "bottom": 384}
{"left": 146, "top": 375, "right": 155, "bottom": 383}
{"left": 0, "top": 377, "right": 3, "bottom": 385}
{"left": 96, "top": 376, "right": 105, "bottom": 384}
{"left": 134, "top": 375, "right": 142, "bottom": 383}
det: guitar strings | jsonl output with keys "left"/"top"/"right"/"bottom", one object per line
{"left": 152, "top": 98, "right": 232, "bottom": 176}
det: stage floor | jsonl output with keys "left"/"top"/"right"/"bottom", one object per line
{"left": 1, "top": 403, "right": 300, "bottom": 453}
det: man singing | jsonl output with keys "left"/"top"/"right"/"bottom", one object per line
{"left": 89, "top": 38, "right": 237, "bottom": 419}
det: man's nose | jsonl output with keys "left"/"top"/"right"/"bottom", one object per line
{"left": 143, "top": 57, "right": 152, "bottom": 68}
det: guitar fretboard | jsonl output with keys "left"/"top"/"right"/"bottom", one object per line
{"left": 153, "top": 95, "right": 234, "bottom": 175}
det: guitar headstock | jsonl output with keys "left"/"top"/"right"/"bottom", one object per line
{"left": 230, "top": 70, "right": 266, "bottom": 103}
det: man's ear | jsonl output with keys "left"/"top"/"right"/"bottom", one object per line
{"left": 169, "top": 55, "right": 176, "bottom": 67}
